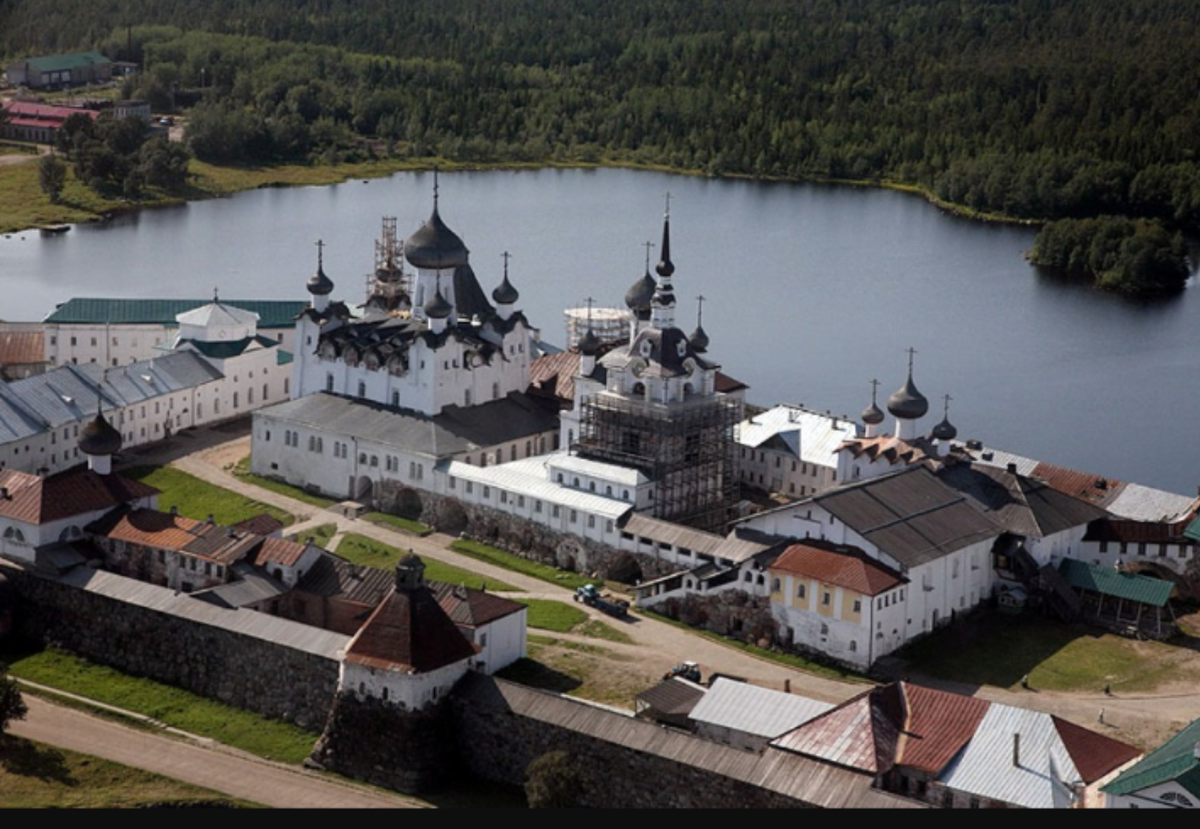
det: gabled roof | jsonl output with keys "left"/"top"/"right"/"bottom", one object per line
{"left": 738, "top": 405, "right": 860, "bottom": 467}
{"left": 811, "top": 466, "right": 1003, "bottom": 569}
{"left": 175, "top": 301, "right": 259, "bottom": 327}
{"left": 939, "top": 703, "right": 1141, "bottom": 808}
{"left": 1102, "top": 717, "right": 1200, "bottom": 799}
{"left": 1057, "top": 559, "right": 1174, "bottom": 607}
{"left": 12, "top": 52, "right": 111, "bottom": 73}
{"left": 295, "top": 552, "right": 395, "bottom": 606}
{"left": 687, "top": 677, "right": 834, "bottom": 741}
{"left": 43, "top": 298, "right": 308, "bottom": 328}
{"left": 344, "top": 577, "right": 479, "bottom": 673}
{"left": 0, "top": 330, "right": 45, "bottom": 365}
{"left": 770, "top": 540, "right": 906, "bottom": 597}
{"left": 894, "top": 683, "right": 991, "bottom": 773}
{"left": 635, "top": 677, "right": 707, "bottom": 718}
{"left": 0, "top": 468, "right": 157, "bottom": 526}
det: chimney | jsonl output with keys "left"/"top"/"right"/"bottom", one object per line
{"left": 1013, "top": 733, "right": 1021, "bottom": 768}
{"left": 0, "top": 486, "right": 7, "bottom": 499}
{"left": 1007, "top": 462, "right": 1017, "bottom": 474}
{"left": 169, "top": 505, "right": 178, "bottom": 515}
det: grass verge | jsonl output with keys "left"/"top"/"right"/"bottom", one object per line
{"left": 639, "top": 608, "right": 871, "bottom": 684}
{"left": 4, "top": 647, "right": 318, "bottom": 764}
{"left": 362, "top": 511, "right": 433, "bottom": 536}
{"left": 449, "top": 540, "right": 595, "bottom": 591}
{"left": 288, "top": 522, "right": 339, "bottom": 549}
{"left": 333, "top": 533, "right": 519, "bottom": 591}
{"left": 121, "top": 465, "right": 295, "bottom": 528}
{"left": 0, "top": 735, "right": 262, "bottom": 808}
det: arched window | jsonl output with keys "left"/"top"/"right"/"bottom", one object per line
{"left": 357, "top": 381, "right": 366, "bottom": 398}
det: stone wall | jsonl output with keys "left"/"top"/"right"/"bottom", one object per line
{"left": 6, "top": 564, "right": 338, "bottom": 731}
{"left": 453, "top": 680, "right": 814, "bottom": 809}
{"left": 307, "top": 692, "right": 461, "bottom": 794}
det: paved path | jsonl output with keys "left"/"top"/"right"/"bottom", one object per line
{"left": 8, "top": 695, "right": 428, "bottom": 808}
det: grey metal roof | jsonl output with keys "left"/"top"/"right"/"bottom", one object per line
{"left": 255, "top": 390, "right": 558, "bottom": 460}
{"left": 1106, "top": 483, "right": 1198, "bottom": 524}
{"left": 446, "top": 459, "right": 633, "bottom": 520}
{"left": 190, "top": 564, "right": 289, "bottom": 609}
{"left": 688, "top": 677, "right": 834, "bottom": 741}
{"left": 454, "top": 673, "right": 924, "bottom": 809}
{"left": 936, "top": 462, "right": 1109, "bottom": 539}
{"left": 620, "top": 513, "right": 774, "bottom": 564}
{"left": 50, "top": 566, "right": 350, "bottom": 658}
{"left": 812, "top": 466, "right": 1004, "bottom": 569}
{"left": 297, "top": 551, "right": 396, "bottom": 605}
{"left": 635, "top": 677, "right": 707, "bottom": 718}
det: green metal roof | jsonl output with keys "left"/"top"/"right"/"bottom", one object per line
{"left": 43, "top": 298, "right": 308, "bottom": 328}
{"left": 1185, "top": 516, "right": 1200, "bottom": 543}
{"left": 1057, "top": 558, "right": 1174, "bottom": 607}
{"left": 179, "top": 335, "right": 278, "bottom": 360}
{"left": 1103, "top": 717, "right": 1200, "bottom": 799}
{"left": 20, "top": 52, "right": 111, "bottom": 73}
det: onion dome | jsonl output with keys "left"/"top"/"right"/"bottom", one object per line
{"left": 307, "top": 242, "right": 334, "bottom": 296}
{"left": 931, "top": 417, "right": 958, "bottom": 442}
{"left": 656, "top": 211, "right": 675, "bottom": 279}
{"left": 625, "top": 269, "right": 656, "bottom": 319}
{"left": 424, "top": 284, "right": 453, "bottom": 320}
{"left": 492, "top": 272, "right": 519, "bottom": 305}
{"left": 579, "top": 328, "right": 602, "bottom": 357}
{"left": 79, "top": 410, "right": 122, "bottom": 457}
{"left": 887, "top": 351, "right": 929, "bottom": 421}
{"left": 404, "top": 201, "right": 469, "bottom": 270}
{"left": 375, "top": 254, "right": 403, "bottom": 284}
{"left": 862, "top": 400, "right": 885, "bottom": 426}
{"left": 689, "top": 323, "right": 709, "bottom": 354}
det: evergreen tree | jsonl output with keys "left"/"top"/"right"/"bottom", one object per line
{"left": 38, "top": 152, "right": 67, "bottom": 203}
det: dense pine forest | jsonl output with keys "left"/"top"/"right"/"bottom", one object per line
{"left": 3, "top": 0, "right": 1197, "bottom": 295}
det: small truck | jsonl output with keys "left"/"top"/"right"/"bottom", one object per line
{"left": 573, "top": 583, "right": 631, "bottom": 618}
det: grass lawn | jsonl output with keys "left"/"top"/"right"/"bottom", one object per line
{"left": 333, "top": 533, "right": 519, "bottom": 592}
{"left": 0, "top": 736, "right": 261, "bottom": 808}
{"left": 3, "top": 647, "right": 319, "bottom": 765}
{"left": 362, "top": 511, "right": 433, "bottom": 536}
{"left": 899, "top": 611, "right": 1200, "bottom": 694}
{"left": 122, "top": 465, "right": 295, "bottom": 528}
{"left": 450, "top": 540, "right": 596, "bottom": 591}
{"left": 288, "top": 522, "right": 339, "bottom": 549}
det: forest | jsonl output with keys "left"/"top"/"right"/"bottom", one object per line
{"left": 2, "top": 0, "right": 1197, "bottom": 296}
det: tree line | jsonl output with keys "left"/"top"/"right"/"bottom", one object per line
{"left": 2, "top": 0, "right": 1197, "bottom": 294}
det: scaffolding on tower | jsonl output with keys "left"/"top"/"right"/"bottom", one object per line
{"left": 575, "top": 391, "right": 742, "bottom": 534}
{"left": 363, "top": 216, "right": 413, "bottom": 315}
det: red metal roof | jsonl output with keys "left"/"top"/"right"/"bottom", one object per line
{"left": 897, "top": 683, "right": 991, "bottom": 773}
{"left": 345, "top": 582, "right": 479, "bottom": 673}
{"left": 0, "top": 468, "right": 158, "bottom": 525}
{"left": 253, "top": 535, "right": 310, "bottom": 568}
{"left": 528, "top": 350, "right": 580, "bottom": 407}
{"left": 1029, "top": 461, "right": 1125, "bottom": 508}
{"left": 771, "top": 686, "right": 902, "bottom": 774}
{"left": 2, "top": 101, "right": 99, "bottom": 126}
{"left": 92, "top": 508, "right": 202, "bottom": 550}
{"left": 770, "top": 540, "right": 905, "bottom": 597}
{"left": 1053, "top": 715, "right": 1143, "bottom": 784}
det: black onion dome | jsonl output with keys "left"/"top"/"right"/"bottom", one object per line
{"left": 862, "top": 401, "right": 885, "bottom": 426}
{"left": 492, "top": 273, "right": 519, "bottom": 305}
{"left": 689, "top": 324, "right": 709, "bottom": 354}
{"left": 424, "top": 286, "right": 453, "bottom": 320}
{"left": 79, "top": 411, "right": 122, "bottom": 457}
{"left": 625, "top": 270, "right": 656, "bottom": 319}
{"left": 404, "top": 204, "right": 469, "bottom": 270}
{"left": 375, "top": 255, "right": 403, "bottom": 284}
{"left": 931, "top": 417, "right": 958, "bottom": 441}
{"left": 887, "top": 374, "right": 929, "bottom": 420}
{"left": 656, "top": 215, "right": 675, "bottom": 279}
{"left": 307, "top": 263, "right": 334, "bottom": 296}
{"left": 579, "top": 328, "right": 602, "bottom": 356}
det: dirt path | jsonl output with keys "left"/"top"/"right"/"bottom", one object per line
{"left": 116, "top": 422, "right": 1200, "bottom": 752}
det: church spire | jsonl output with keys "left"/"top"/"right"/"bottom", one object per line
{"left": 651, "top": 194, "right": 677, "bottom": 328}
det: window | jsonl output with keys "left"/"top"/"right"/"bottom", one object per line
{"left": 797, "top": 584, "right": 806, "bottom": 599}
{"left": 853, "top": 599, "right": 862, "bottom": 613}
{"left": 822, "top": 591, "right": 831, "bottom": 606}
{"left": 587, "top": 515, "right": 595, "bottom": 528}
{"left": 771, "top": 578, "right": 781, "bottom": 592}
{"left": 392, "top": 391, "right": 400, "bottom": 407}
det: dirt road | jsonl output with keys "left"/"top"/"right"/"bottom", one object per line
{"left": 8, "top": 695, "right": 427, "bottom": 808}
{"left": 121, "top": 421, "right": 1200, "bottom": 752}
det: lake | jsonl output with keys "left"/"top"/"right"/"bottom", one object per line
{"left": 0, "top": 167, "right": 1196, "bottom": 497}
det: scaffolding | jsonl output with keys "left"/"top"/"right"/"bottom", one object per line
{"left": 364, "top": 216, "right": 412, "bottom": 311}
{"left": 575, "top": 391, "right": 742, "bottom": 534}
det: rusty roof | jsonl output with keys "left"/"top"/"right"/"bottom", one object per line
{"left": 528, "top": 350, "right": 580, "bottom": 407}
{"left": 897, "top": 683, "right": 991, "bottom": 773}
{"left": 771, "top": 685, "right": 903, "bottom": 774}
{"left": 770, "top": 540, "right": 906, "bottom": 597}
{"left": 344, "top": 581, "right": 478, "bottom": 673}
{"left": 837, "top": 435, "right": 938, "bottom": 468}
{"left": 231, "top": 513, "right": 284, "bottom": 537}
{"left": 296, "top": 553, "right": 395, "bottom": 605}
{"left": 1028, "top": 461, "right": 1125, "bottom": 509}
{"left": 0, "top": 330, "right": 45, "bottom": 366}
{"left": 432, "top": 581, "right": 526, "bottom": 628}
{"left": 0, "top": 468, "right": 158, "bottom": 526}
{"left": 88, "top": 508, "right": 203, "bottom": 549}
{"left": 252, "top": 535, "right": 310, "bottom": 568}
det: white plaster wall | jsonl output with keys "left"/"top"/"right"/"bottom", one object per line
{"left": 340, "top": 658, "right": 469, "bottom": 711}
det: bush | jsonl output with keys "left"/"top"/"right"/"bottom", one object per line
{"left": 0, "top": 665, "right": 28, "bottom": 735}
{"left": 524, "top": 749, "right": 581, "bottom": 808}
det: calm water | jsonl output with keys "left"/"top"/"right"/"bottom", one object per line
{"left": 0, "top": 168, "right": 1197, "bottom": 496}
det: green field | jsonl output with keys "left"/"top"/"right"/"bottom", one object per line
{"left": 121, "top": 465, "right": 295, "bottom": 528}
